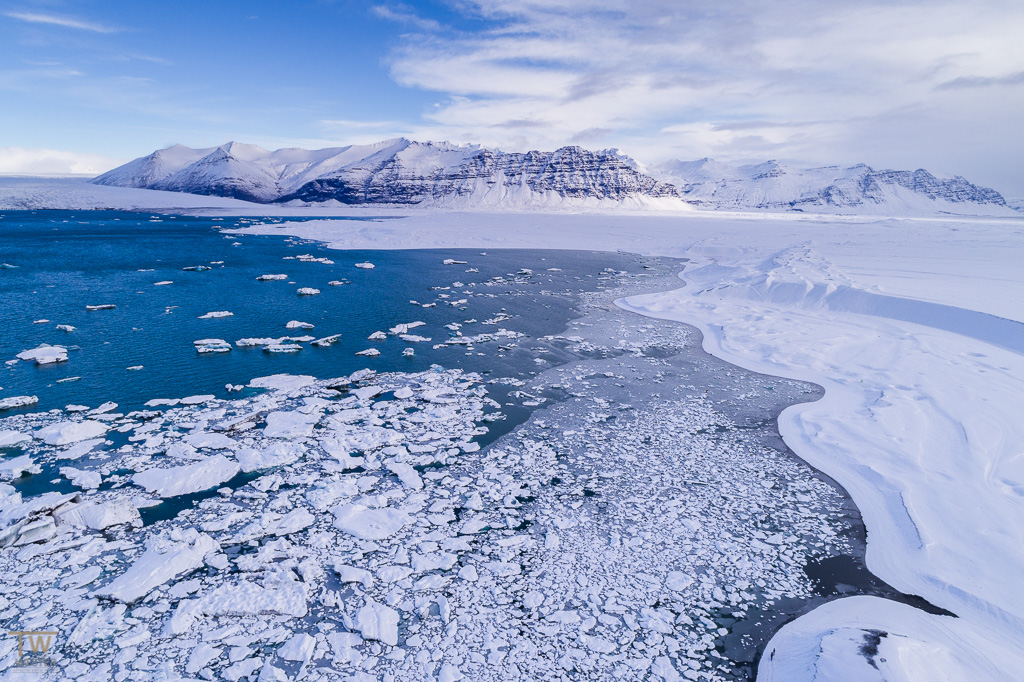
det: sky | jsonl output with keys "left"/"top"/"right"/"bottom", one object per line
{"left": 1, "top": 0, "right": 1022, "bottom": 196}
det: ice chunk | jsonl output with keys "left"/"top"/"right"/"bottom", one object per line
{"left": 93, "top": 529, "right": 218, "bottom": 603}
{"left": 194, "top": 338, "right": 232, "bottom": 353}
{"left": 386, "top": 460, "right": 423, "bottom": 490}
{"left": 183, "top": 432, "right": 238, "bottom": 450}
{"left": 354, "top": 262, "right": 375, "bottom": 269}
{"left": 199, "top": 311, "right": 234, "bottom": 319}
{"left": 389, "top": 321, "right": 425, "bottom": 335}
{"left": 180, "top": 394, "right": 215, "bottom": 405}
{"left": 154, "top": 281, "right": 172, "bottom": 286}
{"left": 356, "top": 600, "right": 398, "bottom": 646}
{"left": 286, "top": 320, "right": 314, "bottom": 329}
{"left": 56, "top": 437, "right": 105, "bottom": 460}
{"left": 193, "top": 574, "right": 307, "bottom": 618}
{"left": 56, "top": 324, "right": 76, "bottom": 332}
{"left": 236, "top": 442, "right": 305, "bottom": 473}
{"left": 264, "top": 344, "right": 302, "bottom": 353}
{"left": 296, "top": 287, "right": 320, "bottom": 296}
{"left": 0, "top": 454, "right": 38, "bottom": 479}
{"left": 263, "top": 411, "right": 320, "bottom": 439}
{"left": 257, "top": 274, "right": 288, "bottom": 281}
{"left": 0, "top": 430, "right": 31, "bottom": 447}
{"left": 368, "top": 331, "right": 387, "bottom": 341}
{"left": 132, "top": 454, "right": 240, "bottom": 497}
{"left": 17, "top": 344, "right": 68, "bottom": 365}
{"left": 57, "top": 498, "right": 141, "bottom": 530}
{"left": 86, "top": 304, "right": 116, "bottom": 311}
{"left": 59, "top": 466, "right": 101, "bottom": 489}
{"left": 333, "top": 564, "right": 374, "bottom": 588}
{"left": 355, "top": 348, "right": 380, "bottom": 357}
{"left": 35, "top": 420, "right": 108, "bottom": 445}
{"left": 311, "top": 334, "right": 342, "bottom": 347}
{"left": 278, "top": 633, "right": 316, "bottom": 664}
{"left": 442, "top": 259, "right": 467, "bottom": 265}
{"left": 249, "top": 374, "right": 317, "bottom": 391}
{"left": 0, "top": 396, "right": 37, "bottom": 412}
{"left": 332, "top": 504, "right": 411, "bottom": 540}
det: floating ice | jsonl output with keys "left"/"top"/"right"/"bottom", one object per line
{"left": 286, "top": 320, "right": 314, "bottom": 329}
{"left": 154, "top": 280, "right": 173, "bottom": 286}
{"left": 132, "top": 454, "right": 240, "bottom": 497}
{"left": 85, "top": 304, "right": 116, "bottom": 311}
{"left": 199, "top": 311, "right": 234, "bottom": 319}
{"left": 332, "top": 503, "right": 411, "bottom": 540}
{"left": 0, "top": 396, "right": 38, "bottom": 411}
{"left": 354, "top": 262, "right": 375, "bottom": 269}
{"left": 368, "top": 331, "right": 387, "bottom": 341}
{"left": 17, "top": 344, "right": 68, "bottom": 365}
{"left": 389, "top": 321, "right": 425, "bottom": 335}
{"left": 311, "top": 334, "right": 341, "bottom": 347}
{"left": 355, "top": 348, "right": 380, "bottom": 357}
{"left": 249, "top": 374, "right": 317, "bottom": 391}
{"left": 443, "top": 259, "right": 468, "bottom": 265}
{"left": 356, "top": 600, "right": 399, "bottom": 646}
{"left": 0, "top": 430, "right": 30, "bottom": 447}
{"left": 296, "top": 287, "right": 320, "bottom": 296}
{"left": 35, "top": 420, "right": 108, "bottom": 445}
{"left": 257, "top": 274, "right": 287, "bottom": 281}
{"left": 56, "top": 324, "right": 76, "bottom": 332}
{"left": 194, "top": 338, "right": 232, "bottom": 353}
{"left": 264, "top": 344, "right": 302, "bottom": 353}
{"left": 93, "top": 529, "right": 219, "bottom": 603}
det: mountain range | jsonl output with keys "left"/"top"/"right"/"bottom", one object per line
{"left": 92, "top": 139, "right": 1016, "bottom": 215}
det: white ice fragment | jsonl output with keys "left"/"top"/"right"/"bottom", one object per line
{"left": 263, "top": 410, "right": 320, "bottom": 439}
{"left": 60, "top": 466, "right": 101, "bottom": 489}
{"left": 236, "top": 442, "right": 305, "bottom": 473}
{"left": 180, "top": 394, "right": 215, "bottom": 405}
{"left": 442, "top": 259, "right": 467, "bottom": 265}
{"left": 278, "top": 633, "right": 316, "bottom": 664}
{"left": 132, "top": 454, "right": 240, "bottom": 497}
{"left": 56, "top": 324, "right": 76, "bottom": 332}
{"left": 286, "top": 320, "right": 314, "bottom": 329}
{"left": 389, "top": 321, "right": 425, "bottom": 335}
{"left": 296, "top": 287, "right": 320, "bottom": 296}
{"left": 0, "top": 430, "right": 30, "bottom": 447}
{"left": 35, "top": 420, "right": 108, "bottom": 445}
{"left": 355, "top": 348, "right": 380, "bottom": 357}
{"left": 248, "top": 374, "right": 317, "bottom": 391}
{"left": 351, "top": 386, "right": 383, "bottom": 401}
{"left": 183, "top": 432, "right": 238, "bottom": 450}
{"left": 257, "top": 274, "right": 288, "bottom": 281}
{"left": 0, "top": 395, "right": 38, "bottom": 411}
{"left": 311, "top": 334, "right": 342, "bottom": 347}
{"left": 354, "top": 262, "right": 375, "bottom": 269}
{"left": 665, "top": 571, "right": 694, "bottom": 592}
{"left": 386, "top": 460, "right": 423, "bottom": 490}
{"left": 356, "top": 599, "right": 398, "bottom": 646}
{"left": 0, "top": 454, "right": 38, "bottom": 479}
{"left": 154, "top": 280, "right": 172, "bottom": 286}
{"left": 199, "top": 311, "right": 234, "bottom": 319}
{"left": 264, "top": 344, "right": 302, "bottom": 353}
{"left": 93, "top": 529, "right": 218, "bottom": 603}
{"left": 85, "top": 304, "right": 116, "bottom": 311}
{"left": 393, "top": 387, "right": 414, "bottom": 399}
{"left": 57, "top": 437, "right": 105, "bottom": 460}
{"left": 334, "top": 564, "right": 374, "bottom": 589}
{"left": 332, "top": 503, "right": 411, "bottom": 540}
{"left": 58, "top": 499, "right": 141, "bottom": 530}
{"left": 17, "top": 344, "right": 68, "bottom": 365}
{"left": 193, "top": 574, "right": 308, "bottom": 618}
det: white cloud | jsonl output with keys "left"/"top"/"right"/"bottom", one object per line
{"left": 0, "top": 148, "right": 124, "bottom": 175}
{"left": 5, "top": 11, "right": 120, "bottom": 33}
{"left": 375, "top": 0, "right": 1024, "bottom": 192}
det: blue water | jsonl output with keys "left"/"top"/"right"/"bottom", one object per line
{"left": 0, "top": 210, "right": 644, "bottom": 415}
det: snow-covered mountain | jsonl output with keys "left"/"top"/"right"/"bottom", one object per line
{"left": 649, "top": 158, "right": 1015, "bottom": 216}
{"left": 93, "top": 140, "right": 689, "bottom": 210}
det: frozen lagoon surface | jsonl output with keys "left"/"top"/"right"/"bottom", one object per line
{"left": 1, "top": 212, "right": 882, "bottom": 680}
{"left": 1, "top": 204, "right": 1023, "bottom": 680}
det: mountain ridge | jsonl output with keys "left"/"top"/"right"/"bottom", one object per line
{"left": 93, "top": 141, "right": 1015, "bottom": 215}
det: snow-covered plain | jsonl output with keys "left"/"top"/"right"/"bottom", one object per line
{"left": 224, "top": 209, "right": 1024, "bottom": 680}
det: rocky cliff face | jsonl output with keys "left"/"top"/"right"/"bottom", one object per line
{"left": 651, "top": 159, "right": 1012, "bottom": 215}
{"left": 94, "top": 140, "right": 686, "bottom": 209}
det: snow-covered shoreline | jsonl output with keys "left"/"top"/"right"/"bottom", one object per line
{"left": 222, "top": 209, "right": 1024, "bottom": 679}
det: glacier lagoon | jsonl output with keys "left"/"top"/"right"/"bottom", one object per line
{"left": 0, "top": 210, "right": 939, "bottom": 680}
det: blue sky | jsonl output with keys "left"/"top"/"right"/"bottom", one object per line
{"left": 2, "top": 0, "right": 1022, "bottom": 196}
